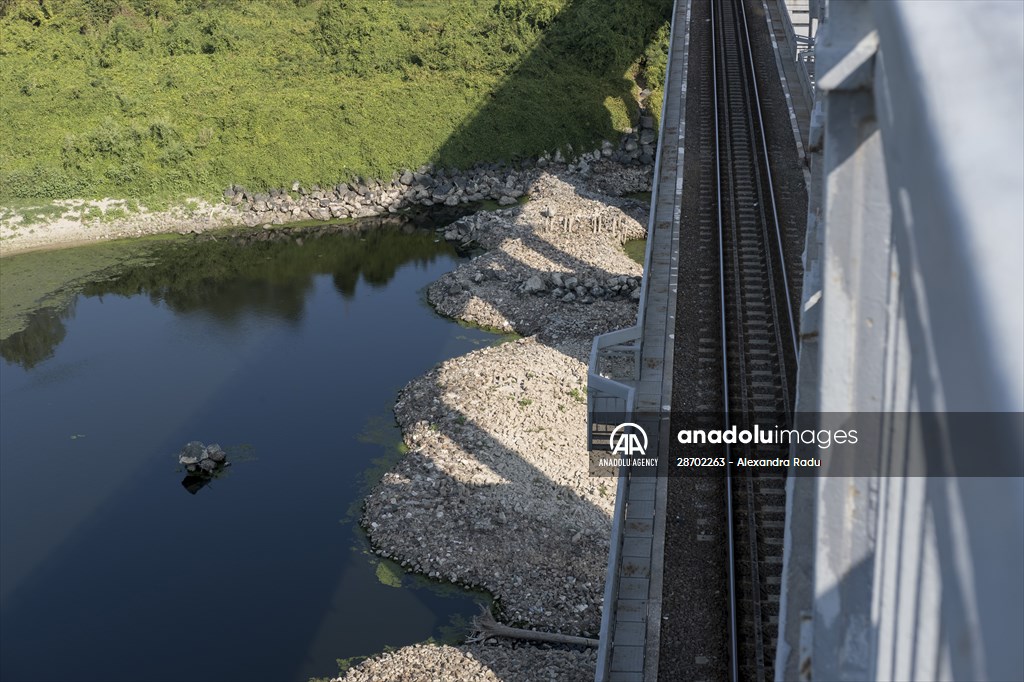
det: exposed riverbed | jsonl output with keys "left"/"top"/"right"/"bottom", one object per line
{"left": 343, "top": 165, "right": 649, "bottom": 681}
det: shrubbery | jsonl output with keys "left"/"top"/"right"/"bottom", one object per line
{"left": 0, "top": 0, "right": 671, "bottom": 202}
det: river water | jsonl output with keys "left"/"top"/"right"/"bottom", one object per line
{"left": 0, "top": 219, "right": 497, "bottom": 682}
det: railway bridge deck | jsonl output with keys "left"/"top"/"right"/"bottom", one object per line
{"left": 588, "top": 1, "right": 1023, "bottom": 681}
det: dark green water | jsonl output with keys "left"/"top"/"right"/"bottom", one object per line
{"left": 0, "top": 220, "right": 496, "bottom": 682}
{"left": 624, "top": 237, "right": 647, "bottom": 265}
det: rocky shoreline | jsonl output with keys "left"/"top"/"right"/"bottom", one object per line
{"left": 229, "top": 115, "right": 656, "bottom": 228}
{"left": 339, "top": 163, "right": 647, "bottom": 681}
{"left": 0, "top": 116, "right": 657, "bottom": 257}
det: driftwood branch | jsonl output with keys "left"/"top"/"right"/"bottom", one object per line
{"left": 467, "top": 606, "right": 599, "bottom": 648}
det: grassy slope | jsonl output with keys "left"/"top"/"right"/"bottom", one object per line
{"left": 0, "top": 0, "right": 671, "bottom": 204}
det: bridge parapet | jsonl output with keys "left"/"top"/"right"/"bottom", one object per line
{"left": 777, "top": 1, "right": 1024, "bottom": 680}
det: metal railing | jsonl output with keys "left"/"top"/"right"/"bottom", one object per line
{"left": 591, "top": 388, "right": 635, "bottom": 682}
{"left": 796, "top": 47, "right": 816, "bottom": 109}
{"left": 779, "top": 0, "right": 817, "bottom": 110}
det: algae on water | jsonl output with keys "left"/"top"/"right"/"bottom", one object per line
{"left": 0, "top": 236, "right": 177, "bottom": 341}
{"left": 374, "top": 560, "right": 405, "bottom": 589}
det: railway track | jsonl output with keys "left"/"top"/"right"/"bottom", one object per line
{"left": 659, "top": 0, "right": 804, "bottom": 678}
{"left": 712, "top": 0, "right": 797, "bottom": 678}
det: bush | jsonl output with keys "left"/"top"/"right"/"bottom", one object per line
{"left": 495, "top": 0, "right": 564, "bottom": 30}
{"left": 315, "top": 0, "right": 408, "bottom": 75}
{"left": 0, "top": 166, "right": 86, "bottom": 199}
{"left": 104, "top": 16, "right": 146, "bottom": 52}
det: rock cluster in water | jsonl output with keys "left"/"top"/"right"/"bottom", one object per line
{"left": 178, "top": 441, "right": 228, "bottom": 475}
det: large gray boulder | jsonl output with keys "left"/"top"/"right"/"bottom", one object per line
{"left": 205, "top": 444, "right": 227, "bottom": 463}
{"left": 178, "top": 441, "right": 205, "bottom": 466}
{"left": 522, "top": 276, "right": 547, "bottom": 294}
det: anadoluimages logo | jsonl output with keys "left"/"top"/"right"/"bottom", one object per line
{"left": 609, "top": 422, "right": 648, "bottom": 457}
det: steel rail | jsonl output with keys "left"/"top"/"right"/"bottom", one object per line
{"left": 732, "top": 7, "right": 792, "bottom": 675}
{"left": 710, "top": 1, "right": 741, "bottom": 681}
{"left": 713, "top": 0, "right": 797, "bottom": 679}
{"left": 736, "top": 0, "right": 800, "bottom": 361}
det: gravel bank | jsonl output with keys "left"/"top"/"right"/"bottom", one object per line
{"left": 0, "top": 198, "right": 243, "bottom": 256}
{"left": 333, "top": 643, "right": 596, "bottom": 682}
{"left": 428, "top": 171, "right": 647, "bottom": 339}
{"left": 347, "top": 163, "right": 648, "bottom": 680}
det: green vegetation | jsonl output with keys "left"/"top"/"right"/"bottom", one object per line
{"left": 351, "top": 413, "right": 414, "bottom": 521}
{"left": 0, "top": 198, "right": 66, "bottom": 224}
{"left": 374, "top": 559, "right": 405, "bottom": 588}
{"left": 0, "top": 0, "right": 671, "bottom": 204}
{"left": 454, "top": 317, "right": 520, "bottom": 343}
{"left": 624, "top": 190, "right": 652, "bottom": 203}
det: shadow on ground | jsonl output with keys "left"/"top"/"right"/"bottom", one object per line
{"left": 431, "top": 0, "right": 671, "bottom": 169}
